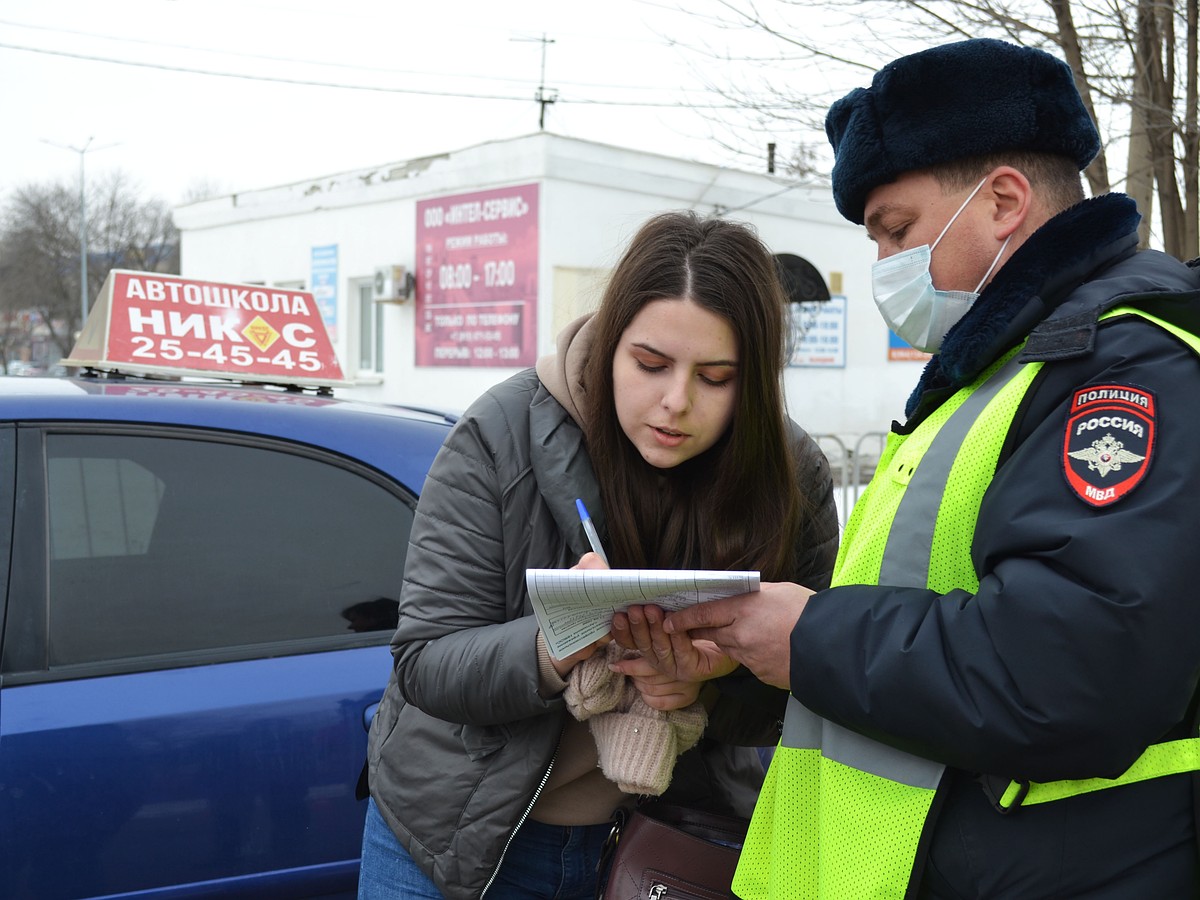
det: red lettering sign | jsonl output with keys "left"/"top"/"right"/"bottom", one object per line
{"left": 414, "top": 183, "right": 539, "bottom": 368}
{"left": 63, "top": 270, "right": 345, "bottom": 387}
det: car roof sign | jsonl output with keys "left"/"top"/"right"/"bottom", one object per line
{"left": 62, "top": 269, "right": 347, "bottom": 388}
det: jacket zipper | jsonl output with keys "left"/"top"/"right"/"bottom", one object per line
{"left": 479, "top": 746, "right": 558, "bottom": 898}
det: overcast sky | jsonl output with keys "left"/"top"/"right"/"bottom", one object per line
{"left": 0, "top": 0, "right": 861, "bottom": 207}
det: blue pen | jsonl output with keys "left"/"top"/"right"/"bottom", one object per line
{"left": 575, "top": 498, "right": 610, "bottom": 566}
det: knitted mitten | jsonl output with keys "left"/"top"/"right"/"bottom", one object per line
{"left": 665, "top": 699, "right": 707, "bottom": 755}
{"left": 563, "top": 641, "right": 628, "bottom": 721}
{"left": 589, "top": 681, "right": 709, "bottom": 795}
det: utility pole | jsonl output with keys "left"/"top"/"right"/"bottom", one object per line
{"left": 39, "top": 137, "right": 117, "bottom": 327}
{"left": 512, "top": 33, "right": 557, "bottom": 129}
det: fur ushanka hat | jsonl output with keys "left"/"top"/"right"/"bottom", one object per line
{"left": 825, "top": 38, "right": 1101, "bottom": 224}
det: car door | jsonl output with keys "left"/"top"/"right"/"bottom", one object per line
{"left": 0, "top": 423, "right": 414, "bottom": 899}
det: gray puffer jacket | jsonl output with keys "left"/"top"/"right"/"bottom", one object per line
{"left": 367, "top": 354, "right": 838, "bottom": 898}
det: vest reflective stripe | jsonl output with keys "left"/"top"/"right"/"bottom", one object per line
{"left": 735, "top": 307, "right": 1200, "bottom": 900}
{"left": 781, "top": 698, "right": 944, "bottom": 790}
{"left": 999, "top": 737, "right": 1200, "bottom": 808}
{"left": 879, "top": 352, "right": 1025, "bottom": 588}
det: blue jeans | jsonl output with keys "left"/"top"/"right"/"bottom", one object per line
{"left": 358, "top": 797, "right": 613, "bottom": 899}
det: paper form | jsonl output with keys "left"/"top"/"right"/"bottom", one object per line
{"left": 526, "top": 568, "right": 760, "bottom": 660}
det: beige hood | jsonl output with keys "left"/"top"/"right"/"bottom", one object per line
{"left": 534, "top": 313, "right": 596, "bottom": 428}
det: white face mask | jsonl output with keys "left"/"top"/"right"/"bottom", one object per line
{"left": 871, "top": 177, "right": 1012, "bottom": 353}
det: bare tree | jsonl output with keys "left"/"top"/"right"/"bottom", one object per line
{"left": 1128, "top": 0, "right": 1200, "bottom": 257}
{"left": 179, "top": 176, "right": 231, "bottom": 205}
{"left": 681, "top": 0, "right": 1199, "bottom": 258}
{"left": 0, "top": 170, "right": 179, "bottom": 360}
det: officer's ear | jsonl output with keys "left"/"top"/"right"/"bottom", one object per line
{"left": 983, "top": 166, "right": 1033, "bottom": 242}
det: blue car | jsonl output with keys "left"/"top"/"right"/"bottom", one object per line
{"left": 0, "top": 374, "right": 455, "bottom": 898}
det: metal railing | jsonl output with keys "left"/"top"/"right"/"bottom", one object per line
{"left": 812, "top": 432, "right": 888, "bottom": 526}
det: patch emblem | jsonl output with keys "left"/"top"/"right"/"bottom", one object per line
{"left": 1062, "top": 383, "right": 1155, "bottom": 508}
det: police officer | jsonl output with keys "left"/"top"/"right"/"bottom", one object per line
{"left": 656, "top": 37, "right": 1200, "bottom": 898}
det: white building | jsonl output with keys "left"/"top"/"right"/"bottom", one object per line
{"left": 175, "top": 132, "right": 929, "bottom": 463}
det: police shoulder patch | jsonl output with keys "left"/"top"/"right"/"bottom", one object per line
{"left": 1062, "top": 383, "right": 1155, "bottom": 508}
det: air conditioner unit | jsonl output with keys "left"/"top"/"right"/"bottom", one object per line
{"left": 373, "top": 265, "right": 414, "bottom": 303}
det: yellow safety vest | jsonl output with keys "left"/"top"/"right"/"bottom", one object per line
{"left": 734, "top": 308, "right": 1200, "bottom": 899}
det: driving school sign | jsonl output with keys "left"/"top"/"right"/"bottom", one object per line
{"left": 62, "top": 270, "right": 345, "bottom": 387}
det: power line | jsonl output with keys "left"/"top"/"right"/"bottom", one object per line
{"left": 717, "top": 182, "right": 808, "bottom": 215}
{"left": 0, "top": 16, "right": 693, "bottom": 93}
{"left": 0, "top": 40, "right": 797, "bottom": 110}
{"left": 0, "top": 42, "right": 533, "bottom": 101}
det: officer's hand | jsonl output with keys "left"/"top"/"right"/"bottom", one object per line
{"left": 611, "top": 603, "right": 738, "bottom": 684}
{"left": 663, "top": 582, "right": 814, "bottom": 689}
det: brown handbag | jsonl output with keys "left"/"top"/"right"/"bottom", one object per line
{"left": 600, "top": 801, "right": 749, "bottom": 900}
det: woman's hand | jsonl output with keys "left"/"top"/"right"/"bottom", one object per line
{"left": 662, "top": 582, "right": 814, "bottom": 690}
{"left": 548, "top": 632, "right": 612, "bottom": 679}
{"left": 616, "top": 653, "right": 704, "bottom": 711}
{"left": 544, "top": 551, "right": 615, "bottom": 678}
{"left": 610, "top": 604, "right": 739, "bottom": 685}
{"left": 573, "top": 551, "right": 609, "bottom": 571}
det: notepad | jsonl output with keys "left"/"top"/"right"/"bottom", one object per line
{"left": 526, "top": 568, "right": 760, "bottom": 660}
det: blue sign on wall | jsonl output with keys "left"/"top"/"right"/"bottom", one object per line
{"left": 311, "top": 245, "right": 339, "bottom": 339}
{"left": 789, "top": 295, "right": 847, "bottom": 368}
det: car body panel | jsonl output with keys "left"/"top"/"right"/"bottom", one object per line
{"left": 0, "top": 376, "right": 455, "bottom": 899}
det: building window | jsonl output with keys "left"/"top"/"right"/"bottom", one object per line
{"left": 358, "top": 281, "right": 384, "bottom": 373}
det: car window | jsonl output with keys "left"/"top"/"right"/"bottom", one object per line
{"left": 49, "top": 454, "right": 163, "bottom": 559}
{"left": 45, "top": 432, "right": 411, "bottom": 666}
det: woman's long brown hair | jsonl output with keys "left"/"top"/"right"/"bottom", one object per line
{"left": 581, "top": 211, "right": 808, "bottom": 580}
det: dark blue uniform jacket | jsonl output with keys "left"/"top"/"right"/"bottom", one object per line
{"left": 793, "top": 193, "right": 1200, "bottom": 898}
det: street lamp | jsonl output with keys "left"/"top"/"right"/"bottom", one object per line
{"left": 40, "top": 137, "right": 117, "bottom": 328}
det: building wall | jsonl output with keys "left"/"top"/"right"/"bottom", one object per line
{"left": 175, "top": 133, "right": 928, "bottom": 447}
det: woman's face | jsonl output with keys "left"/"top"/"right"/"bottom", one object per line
{"left": 612, "top": 297, "right": 739, "bottom": 469}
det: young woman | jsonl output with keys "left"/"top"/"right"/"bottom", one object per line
{"left": 358, "top": 211, "right": 839, "bottom": 899}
